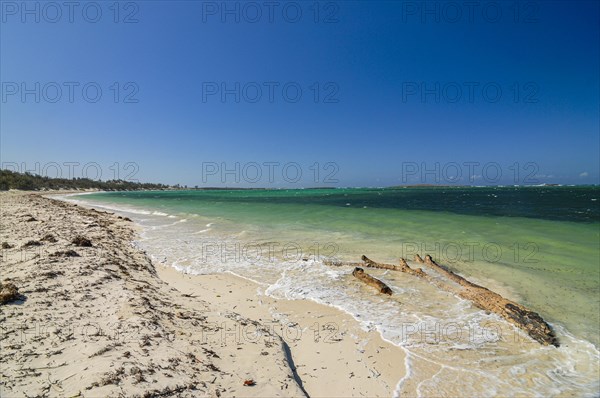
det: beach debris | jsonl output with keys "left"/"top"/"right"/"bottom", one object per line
{"left": 205, "top": 363, "right": 220, "bottom": 372}
{"left": 202, "top": 347, "right": 220, "bottom": 359}
{"left": 139, "top": 335, "right": 152, "bottom": 347}
{"left": 418, "top": 254, "right": 559, "bottom": 347}
{"left": 352, "top": 267, "right": 392, "bottom": 295}
{"left": 326, "top": 256, "right": 425, "bottom": 277}
{"left": 98, "top": 367, "right": 125, "bottom": 386}
{"left": 40, "top": 270, "right": 64, "bottom": 279}
{"left": 326, "top": 254, "right": 559, "bottom": 346}
{"left": 362, "top": 255, "right": 425, "bottom": 277}
{"left": 130, "top": 366, "right": 145, "bottom": 383}
{"left": 0, "top": 281, "right": 20, "bottom": 304}
{"left": 72, "top": 236, "right": 92, "bottom": 247}
{"left": 50, "top": 250, "right": 80, "bottom": 257}
{"left": 186, "top": 352, "right": 198, "bottom": 363}
{"left": 41, "top": 233, "right": 58, "bottom": 243}
{"left": 243, "top": 379, "right": 256, "bottom": 386}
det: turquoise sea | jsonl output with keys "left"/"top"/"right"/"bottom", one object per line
{"left": 69, "top": 187, "right": 600, "bottom": 397}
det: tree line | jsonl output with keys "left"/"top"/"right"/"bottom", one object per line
{"left": 0, "top": 170, "right": 169, "bottom": 191}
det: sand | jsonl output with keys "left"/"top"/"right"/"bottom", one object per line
{"left": 0, "top": 191, "right": 405, "bottom": 397}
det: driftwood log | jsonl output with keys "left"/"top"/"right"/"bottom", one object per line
{"left": 416, "top": 254, "right": 558, "bottom": 347}
{"left": 352, "top": 267, "right": 392, "bottom": 295}
{"left": 326, "top": 255, "right": 559, "bottom": 347}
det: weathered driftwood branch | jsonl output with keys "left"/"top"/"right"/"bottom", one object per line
{"left": 360, "top": 255, "right": 401, "bottom": 271}
{"left": 361, "top": 255, "right": 426, "bottom": 277}
{"left": 419, "top": 254, "right": 559, "bottom": 347}
{"left": 352, "top": 267, "right": 392, "bottom": 295}
{"left": 325, "top": 256, "right": 425, "bottom": 277}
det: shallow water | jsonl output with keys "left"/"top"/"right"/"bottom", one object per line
{"left": 68, "top": 187, "right": 600, "bottom": 396}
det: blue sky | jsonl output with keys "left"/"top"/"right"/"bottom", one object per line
{"left": 1, "top": 0, "right": 598, "bottom": 187}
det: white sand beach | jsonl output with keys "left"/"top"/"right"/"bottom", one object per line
{"left": 0, "top": 191, "right": 405, "bottom": 397}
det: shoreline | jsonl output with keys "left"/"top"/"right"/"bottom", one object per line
{"left": 155, "top": 267, "right": 406, "bottom": 397}
{"left": 4, "top": 190, "right": 599, "bottom": 397}
{"left": 0, "top": 191, "right": 405, "bottom": 397}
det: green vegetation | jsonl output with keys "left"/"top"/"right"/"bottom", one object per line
{"left": 0, "top": 170, "right": 169, "bottom": 191}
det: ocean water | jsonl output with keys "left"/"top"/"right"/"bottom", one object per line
{"left": 67, "top": 187, "right": 600, "bottom": 397}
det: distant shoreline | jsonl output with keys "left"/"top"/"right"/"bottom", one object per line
{"left": 10, "top": 183, "right": 600, "bottom": 195}
{"left": 2, "top": 169, "right": 598, "bottom": 192}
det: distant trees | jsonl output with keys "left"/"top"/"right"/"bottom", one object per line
{"left": 0, "top": 170, "right": 169, "bottom": 191}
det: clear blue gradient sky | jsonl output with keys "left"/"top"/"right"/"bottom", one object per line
{"left": 1, "top": 1, "right": 598, "bottom": 187}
